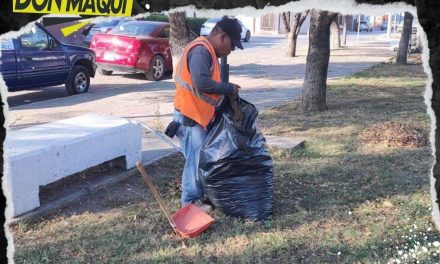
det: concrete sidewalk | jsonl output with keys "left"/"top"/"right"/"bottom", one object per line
{"left": 9, "top": 37, "right": 395, "bottom": 221}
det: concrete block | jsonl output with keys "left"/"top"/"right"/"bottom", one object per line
{"left": 265, "top": 135, "right": 305, "bottom": 150}
{"left": 5, "top": 114, "right": 142, "bottom": 217}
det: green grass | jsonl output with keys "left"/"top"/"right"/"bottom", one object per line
{"left": 10, "top": 55, "right": 440, "bottom": 263}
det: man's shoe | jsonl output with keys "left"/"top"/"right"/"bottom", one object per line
{"left": 192, "top": 199, "right": 213, "bottom": 213}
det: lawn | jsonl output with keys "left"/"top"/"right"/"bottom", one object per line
{"left": 10, "top": 55, "right": 440, "bottom": 263}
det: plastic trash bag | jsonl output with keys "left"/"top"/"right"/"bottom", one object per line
{"left": 199, "top": 98, "right": 274, "bottom": 221}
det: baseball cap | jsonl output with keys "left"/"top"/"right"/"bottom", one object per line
{"left": 216, "top": 17, "right": 243, "bottom": 50}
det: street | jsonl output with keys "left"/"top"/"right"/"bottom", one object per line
{"left": 6, "top": 31, "right": 387, "bottom": 108}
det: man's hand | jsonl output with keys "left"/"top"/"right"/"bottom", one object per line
{"left": 231, "top": 83, "right": 241, "bottom": 95}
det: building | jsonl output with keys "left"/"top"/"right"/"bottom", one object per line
{"left": 236, "top": 12, "right": 403, "bottom": 36}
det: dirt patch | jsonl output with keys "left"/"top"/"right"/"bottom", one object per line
{"left": 407, "top": 54, "right": 423, "bottom": 64}
{"left": 359, "top": 121, "right": 427, "bottom": 148}
{"left": 39, "top": 157, "right": 126, "bottom": 205}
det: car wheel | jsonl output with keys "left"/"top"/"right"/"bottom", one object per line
{"left": 65, "top": 65, "right": 90, "bottom": 95}
{"left": 98, "top": 68, "right": 113, "bottom": 75}
{"left": 244, "top": 31, "right": 251, "bottom": 42}
{"left": 145, "top": 55, "right": 165, "bottom": 81}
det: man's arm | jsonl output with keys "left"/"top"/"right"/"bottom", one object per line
{"left": 187, "top": 46, "right": 234, "bottom": 95}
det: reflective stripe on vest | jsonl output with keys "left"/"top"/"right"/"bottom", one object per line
{"left": 175, "top": 75, "right": 217, "bottom": 106}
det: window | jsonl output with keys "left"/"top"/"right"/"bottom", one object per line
{"left": 338, "top": 15, "right": 343, "bottom": 25}
{"left": 20, "top": 26, "right": 49, "bottom": 49}
{"left": 0, "top": 39, "right": 14, "bottom": 50}
{"left": 111, "top": 22, "right": 157, "bottom": 36}
{"left": 96, "top": 19, "right": 120, "bottom": 27}
{"left": 261, "top": 14, "right": 275, "bottom": 29}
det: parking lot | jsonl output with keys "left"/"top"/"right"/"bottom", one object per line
{"left": 7, "top": 32, "right": 392, "bottom": 132}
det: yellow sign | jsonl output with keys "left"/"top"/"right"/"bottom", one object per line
{"left": 61, "top": 20, "right": 92, "bottom": 37}
{"left": 13, "top": 0, "right": 133, "bottom": 16}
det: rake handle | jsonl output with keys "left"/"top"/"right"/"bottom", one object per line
{"left": 135, "top": 161, "right": 177, "bottom": 229}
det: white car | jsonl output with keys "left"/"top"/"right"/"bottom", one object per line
{"left": 358, "top": 21, "right": 372, "bottom": 32}
{"left": 200, "top": 17, "right": 251, "bottom": 42}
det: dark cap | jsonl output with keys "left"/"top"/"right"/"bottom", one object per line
{"left": 216, "top": 17, "right": 243, "bottom": 50}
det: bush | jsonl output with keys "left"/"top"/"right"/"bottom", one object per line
{"left": 139, "top": 14, "right": 169, "bottom": 22}
{"left": 139, "top": 14, "right": 208, "bottom": 35}
{"left": 187, "top": 17, "right": 209, "bottom": 35}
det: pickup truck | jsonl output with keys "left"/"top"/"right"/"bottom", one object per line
{"left": 0, "top": 22, "right": 96, "bottom": 95}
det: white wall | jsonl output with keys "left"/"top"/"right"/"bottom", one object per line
{"left": 238, "top": 14, "right": 310, "bottom": 36}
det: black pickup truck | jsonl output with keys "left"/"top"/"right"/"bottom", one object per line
{"left": 0, "top": 22, "right": 96, "bottom": 95}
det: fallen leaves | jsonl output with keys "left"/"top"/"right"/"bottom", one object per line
{"left": 359, "top": 122, "right": 427, "bottom": 148}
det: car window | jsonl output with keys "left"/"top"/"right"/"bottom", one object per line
{"left": 158, "top": 26, "right": 170, "bottom": 38}
{"left": 20, "top": 26, "right": 49, "bottom": 49}
{"left": 116, "top": 20, "right": 129, "bottom": 26}
{"left": 0, "top": 39, "right": 14, "bottom": 50}
{"left": 97, "top": 19, "right": 120, "bottom": 27}
{"left": 111, "top": 22, "right": 157, "bottom": 36}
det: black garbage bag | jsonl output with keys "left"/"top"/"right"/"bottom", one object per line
{"left": 199, "top": 98, "right": 273, "bottom": 221}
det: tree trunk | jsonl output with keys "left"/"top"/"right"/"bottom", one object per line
{"left": 330, "top": 14, "right": 341, "bottom": 49}
{"left": 396, "top": 12, "right": 414, "bottom": 65}
{"left": 281, "top": 12, "right": 290, "bottom": 34}
{"left": 342, "top": 15, "right": 348, "bottom": 46}
{"left": 169, "top": 11, "right": 189, "bottom": 59}
{"left": 301, "top": 9, "right": 336, "bottom": 112}
{"left": 286, "top": 10, "right": 309, "bottom": 57}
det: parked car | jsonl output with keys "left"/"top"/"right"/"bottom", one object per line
{"left": 0, "top": 23, "right": 96, "bottom": 95}
{"left": 90, "top": 21, "right": 197, "bottom": 81}
{"left": 380, "top": 22, "right": 388, "bottom": 31}
{"left": 358, "top": 21, "right": 372, "bottom": 32}
{"left": 83, "top": 18, "right": 131, "bottom": 45}
{"left": 200, "top": 17, "right": 251, "bottom": 42}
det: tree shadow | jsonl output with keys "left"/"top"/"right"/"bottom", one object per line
{"left": 7, "top": 78, "right": 176, "bottom": 110}
{"left": 6, "top": 71, "right": 174, "bottom": 109}
{"left": 230, "top": 61, "right": 388, "bottom": 81}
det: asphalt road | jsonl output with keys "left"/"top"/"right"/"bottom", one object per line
{"left": 6, "top": 32, "right": 385, "bottom": 108}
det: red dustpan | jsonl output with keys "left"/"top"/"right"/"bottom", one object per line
{"left": 136, "top": 161, "right": 214, "bottom": 238}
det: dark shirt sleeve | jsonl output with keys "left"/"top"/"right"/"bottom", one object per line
{"left": 187, "top": 46, "right": 234, "bottom": 94}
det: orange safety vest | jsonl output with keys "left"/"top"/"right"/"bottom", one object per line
{"left": 174, "top": 36, "right": 221, "bottom": 129}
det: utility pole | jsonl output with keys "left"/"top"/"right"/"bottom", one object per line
{"left": 220, "top": 56, "right": 229, "bottom": 82}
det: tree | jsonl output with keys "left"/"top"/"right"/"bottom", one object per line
{"left": 396, "top": 12, "right": 414, "bottom": 65}
{"left": 330, "top": 14, "right": 341, "bottom": 49}
{"left": 342, "top": 15, "right": 348, "bottom": 46}
{"left": 281, "top": 12, "right": 290, "bottom": 34}
{"left": 301, "top": 9, "right": 337, "bottom": 112}
{"left": 169, "top": 11, "right": 189, "bottom": 60}
{"left": 286, "top": 10, "right": 309, "bottom": 57}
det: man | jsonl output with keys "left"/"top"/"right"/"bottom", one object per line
{"left": 173, "top": 16, "right": 243, "bottom": 212}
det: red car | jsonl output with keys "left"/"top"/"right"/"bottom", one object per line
{"left": 90, "top": 21, "right": 173, "bottom": 81}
